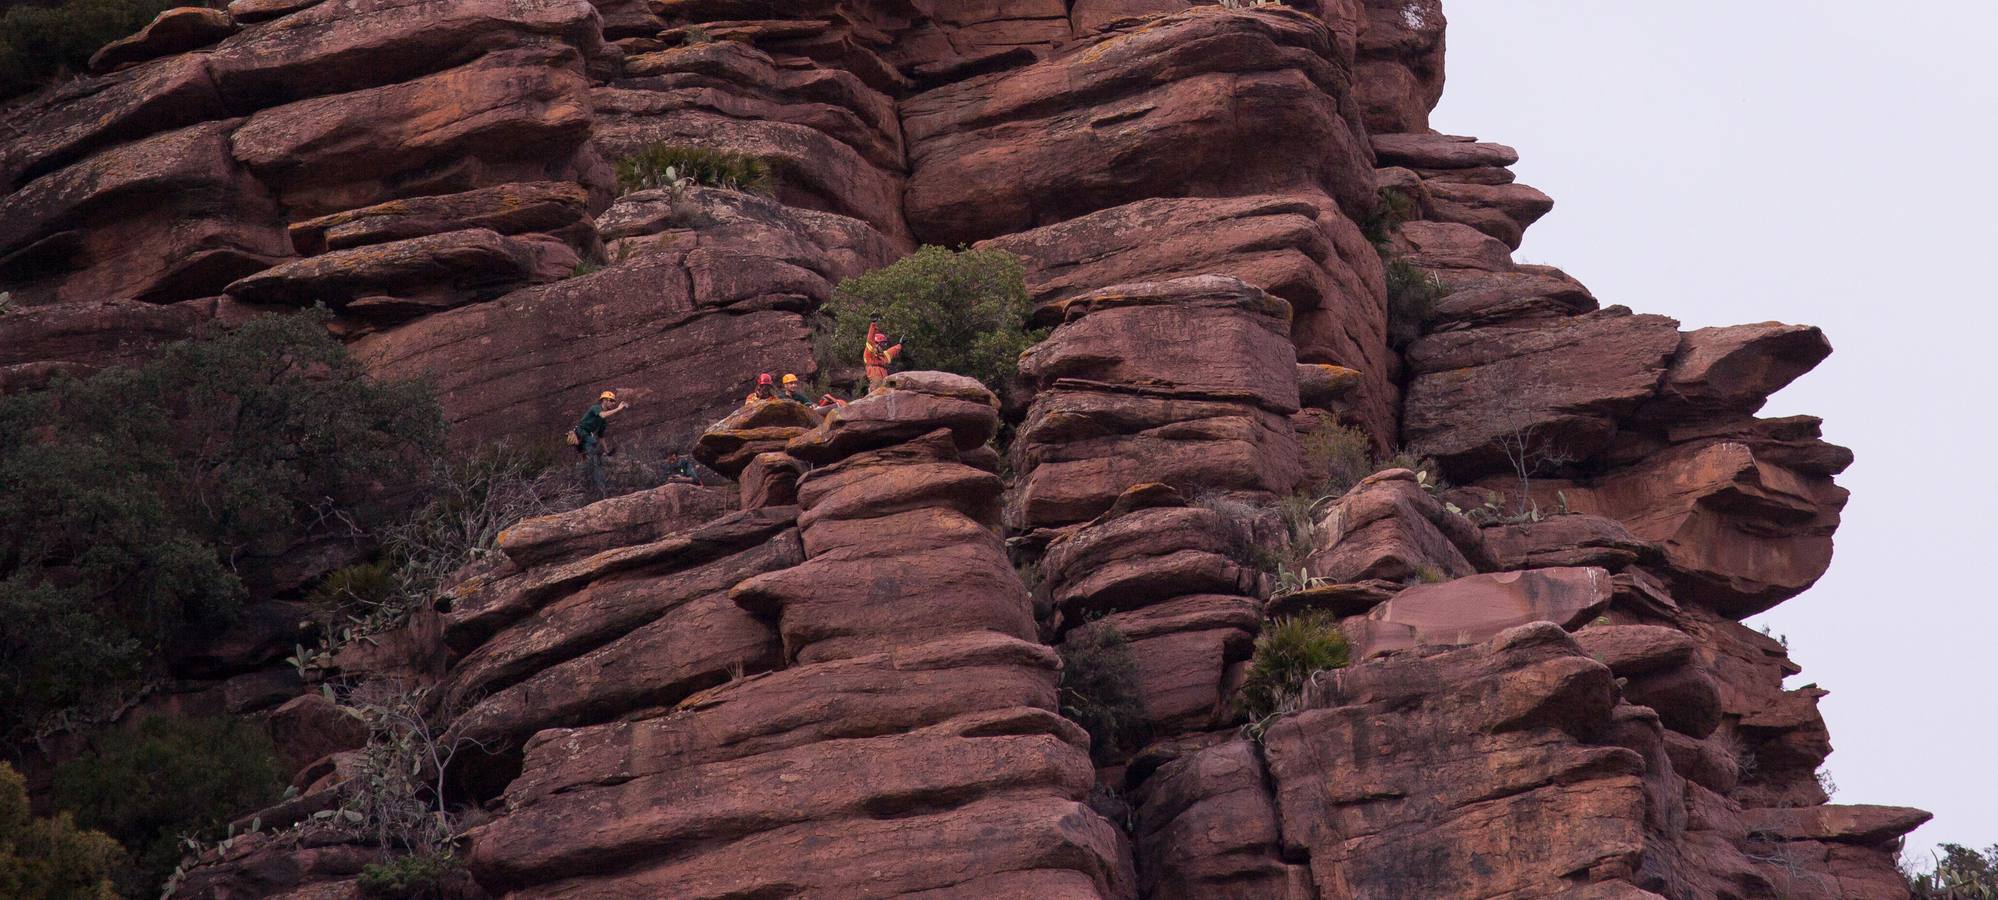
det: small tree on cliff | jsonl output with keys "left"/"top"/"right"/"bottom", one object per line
{"left": 0, "top": 762, "right": 125, "bottom": 900}
{"left": 53, "top": 716, "right": 284, "bottom": 894}
{"left": 0, "top": 312, "right": 442, "bottom": 743}
{"left": 813, "top": 246, "right": 1044, "bottom": 390}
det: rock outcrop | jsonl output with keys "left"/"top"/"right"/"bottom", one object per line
{"left": 454, "top": 378, "right": 1134, "bottom": 897}
{"left": 0, "top": 0, "right": 1922, "bottom": 897}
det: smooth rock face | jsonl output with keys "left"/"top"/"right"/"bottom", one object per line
{"left": 356, "top": 189, "right": 893, "bottom": 451}
{"left": 1343, "top": 566, "right": 1613, "bottom": 658}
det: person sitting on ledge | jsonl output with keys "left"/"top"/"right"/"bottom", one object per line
{"left": 661, "top": 449, "right": 699, "bottom": 485}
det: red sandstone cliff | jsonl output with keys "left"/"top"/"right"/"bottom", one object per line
{"left": 0, "top": 0, "right": 1925, "bottom": 897}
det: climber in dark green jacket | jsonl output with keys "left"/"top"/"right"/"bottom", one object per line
{"left": 575, "top": 389, "right": 628, "bottom": 493}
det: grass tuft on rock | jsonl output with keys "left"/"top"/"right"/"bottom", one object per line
{"left": 1238, "top": 612, "right": 1350, "bottom": 723}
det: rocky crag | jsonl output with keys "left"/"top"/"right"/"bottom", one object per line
{"left": 0, "top": 0, "right": 1925, "bottom": 897}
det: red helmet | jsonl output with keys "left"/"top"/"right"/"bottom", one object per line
{"left": 758, "top": 373, "right": 774, "bottom": 385}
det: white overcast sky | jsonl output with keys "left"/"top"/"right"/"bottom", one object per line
{"left": 1432, "top": 1, "right": 1998, "bottom": 860}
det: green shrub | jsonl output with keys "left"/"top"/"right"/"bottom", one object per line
{"left": 614, "top": 144, "right": 773, "bottom": 196}
{"left": 1057, "top": 624, "right": 1150, "bottom": 764}
{"left": 1360, "top": 186, "right": 1419, "bottom": 245}
{"left": 0, "top": 0, "right": 183, "bottom": 100}
{"left": 308, "top": 560, "right": 399, "bottom": 616}
{"left": 1297, "top": 420, "right": 1443, "bottom": 500}
{"left": 0, "top": 312, "right": 441, "bottom": 741}
{"left": 1384, "top": 258, "right": 1447, "bottom": 349}
{"left": 358, "top": 852, "right": 464, "bottom": 900}
{"left": 1238, "top": 612, "right": 1350, "bottom": 723}
{"left": 0, "top": 763, "right": 124, "bottom": 900}
{"left": 52, "top": 716, "right": 283, "bottom": 894}
{"left": 1907, "top": 844, "right": 1998, "bottom": 899}
{"left": 814, "top": 245, "right": 1043, "bottom": 389}
{"left": 1300, "top": 420, "right": 1374, "bottom": 498}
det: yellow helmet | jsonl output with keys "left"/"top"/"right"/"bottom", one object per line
{"left": 781, "top": 373, "right": 799, "bottom": 385}
{"left": 599, "top": 390, "right": 617, "bottom": 401}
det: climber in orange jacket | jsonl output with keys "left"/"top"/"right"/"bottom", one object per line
{"left": 863, "top": 319, "right": 903, "bottom": 392}
{"left": 744, "top": 372, "right": 777, "bottom": 405}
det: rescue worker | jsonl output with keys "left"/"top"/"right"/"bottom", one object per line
{"left": 778, "top": 373, "right": 813, "bottom": 404}
{"left": 744, "top": 372, "right": 778, "bottom": 404}
{"left": 661, "top": 449, "right": 699, "bottom": 485}
{"left": 863, "top": 318, "right": 903, "bottom": 393}
{"left": 575, "top": 389, "right": 628, "bottom": 494}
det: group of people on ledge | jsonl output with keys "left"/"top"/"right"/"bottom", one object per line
{"left": 567, "top": 317, "right": 907, "bottom": 495}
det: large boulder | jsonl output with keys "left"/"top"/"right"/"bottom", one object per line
{"left": 202, "top": 0, "right": 603, "bottom": 112}
{"left": 784, "top": 371, "right": 999, "bottom": 465}
{"left": 695, "top": 400, "right": 822, "bottom": 479}
{"left": 1023, "top": 275, "right": 1301, "bottom": 412}
{"left": 1132, "top": 737, "right": 1312, "bottom": 897}
{"left": 0, "top": 54, "right": 226, "bottom": 192}
{"left": 1403, "top": 308, "right": 1683, "bottom": 477}
{"left": 1537, "top": 441, "right": 1845, "bottom": 617}
{"left": 1645, "top": 322, "right": 1832, "bottom": 420}
{"left": 1484, "top": 514, "right": 1654, "bottom": 572}
{"left": 1307, "top": 468, "right": 1492, "bottom": 584}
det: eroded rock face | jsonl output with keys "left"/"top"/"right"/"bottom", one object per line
{"left": 453, "top": 384, "right": 1133, "bottom": 896}
{"left": 1306, "top": 467, "right": 1491, "bottom": 584}
{"left": 980, "top": 193, "right": 1393, "bottom": 434}
{"left": 902, "top": 7, "right": 1373, "bottom": 246}
{"left": 1039, "top": 488, "right": 1265, "bottom": 738}
{"left": 1013, "top": 275, "right": 1304, "bottom": 529}
{"left": 14, "top": 0, "right": 1916, "bottom": 896}
{"left": 355, "top": 189, "right": 893, "bottom": 451}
